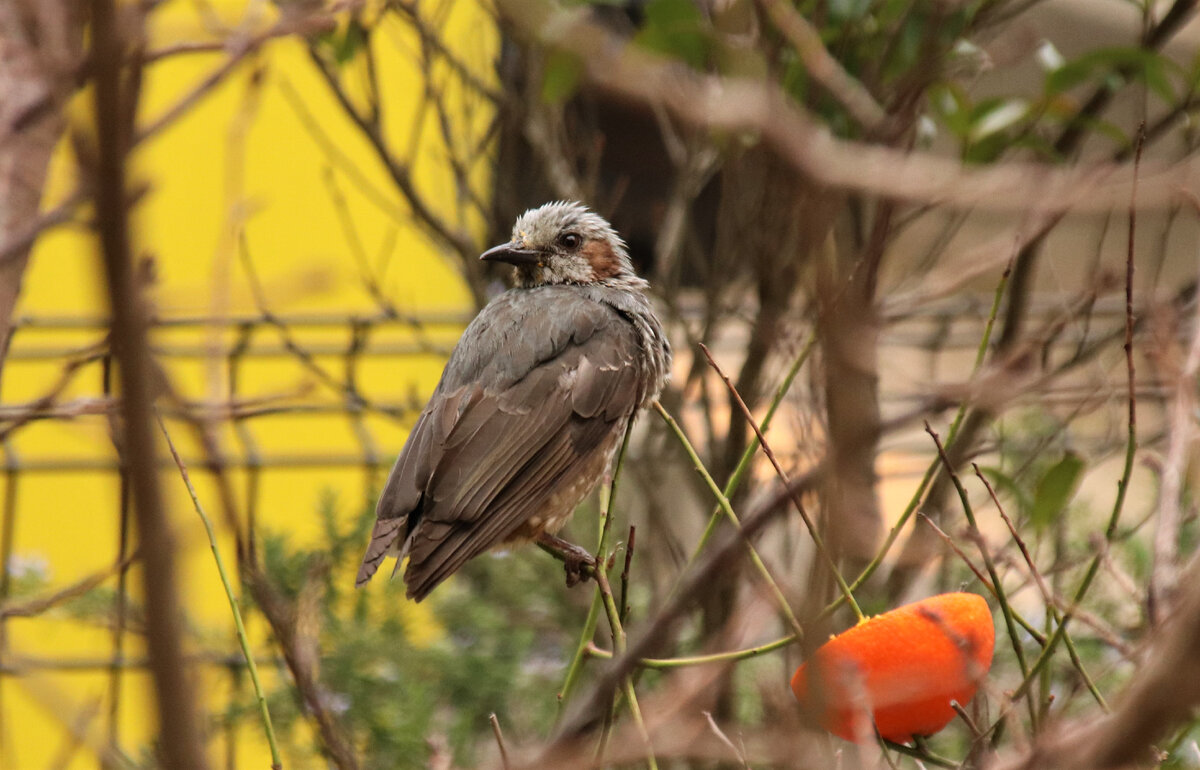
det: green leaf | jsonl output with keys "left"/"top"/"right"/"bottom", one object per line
{"left": 978, "top": 465, "right": 1031, "bottom": 520}
{"left": 1045, "top": 56, "right": 1098, "bottom": 96}
{"left": 883, "top": 12, "right": 926, "bottom": 81}
{"left": 325, "top": 18, "right": 368, "bottom": 66}
{"left": 964, "top": 132, "right": 1013, "bottom": 164}
{"left": 780, "top": 51, "right": 810, "bottom": 101}
{"left": 1031, "top": 452, "right": 1085, "bottom": 531}
{"left": 634, "top": 0, "right": 710, "bottom": 68}
{"left": 541, "top": 50, "right": 582, "bottom": 104}
{"left": 829, "top": 0, "right": 873, "bottom": 23}
{"left": 1190, "top": 49, "right": 1200, "bottom": 90}
{"left": 1046, "top": 47, "right": 1180, "bottom": 104}
{"left": 1141, "top": 54, "right": 1176, "bottom": 103}
{"left": 967, "top": 98, "right": 1028, "bottom": 142}
{"left": 929, "top": 82, "right": 971, "bottom": 138}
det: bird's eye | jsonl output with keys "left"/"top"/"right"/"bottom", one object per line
{"left": 559, "top": 232, "right": 582, "bottom": 250}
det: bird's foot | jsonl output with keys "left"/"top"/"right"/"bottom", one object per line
{"left": 536, "top": 532, "right": 598, "bottom": 587}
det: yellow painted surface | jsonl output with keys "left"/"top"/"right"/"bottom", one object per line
{"left": 2, "top": 1, "right": 494, "bottom": 766}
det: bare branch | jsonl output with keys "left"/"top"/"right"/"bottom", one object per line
{"left": 0, "top": 1, "right": 84, "bottom": 384}
{"left": 497, "top": 0, "right": 1197, "bottom": 214}
{"left": 756, "top": 0, "right": 887, "bottom": 132}
{"left": 1150, "top": 199, "right": 1200, "bottom": 618}
{"left": 998, "top": 553, "right": 1200, "bottom": 769}
{"left": 88, "top": 0, "right": 208, "bottom": 764}
{"left": 0, "top": 553, "right": 136, "bottom": 619}
{"left": 547, "top": 464, "right": 823, "bottom": 757}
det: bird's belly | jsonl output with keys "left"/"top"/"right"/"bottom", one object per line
{"left": 501, "top": 431, "right": 621, "bottom": 544}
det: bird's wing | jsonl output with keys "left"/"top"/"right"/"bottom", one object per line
{"left": 403, "top": 333, "right": 648, "bottom": 597}
{"left": 406, "top": 312, "right": 641, "bottom": 600}
{"left": 354, "top": 384, "right": 469, "bottom": 587}
{"left": 355, "top": 293, "right": 644, "bottom": 597}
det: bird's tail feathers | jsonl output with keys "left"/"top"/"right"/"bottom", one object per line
{"left": 355, "top": 518, "right": 407, "bottom": 588}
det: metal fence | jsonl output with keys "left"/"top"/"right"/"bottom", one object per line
{"left": 0, "top": 309, "right": 475, "bottom": 767}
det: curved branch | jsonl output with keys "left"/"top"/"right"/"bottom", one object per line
{"left": 496, "top": 0, "right": 1198, "bottom": 214}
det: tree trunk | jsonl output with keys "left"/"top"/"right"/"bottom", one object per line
{"left": 703, "top": 145, "right": 841, "bottom": 717}
{"left": 0, "top": 2, "right": 83, "bottom": 384}
{"left": 812, "top": 199, "right": 889, "bottom": 605}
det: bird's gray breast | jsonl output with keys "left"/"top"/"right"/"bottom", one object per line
{"left": 580, "top": 281, "right": 672, "bottom": 406}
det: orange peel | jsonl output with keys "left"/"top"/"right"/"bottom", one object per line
{"left": 791, "top": 592, "right": 995, "bottom": 743}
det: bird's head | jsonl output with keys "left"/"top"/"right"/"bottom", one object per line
{"left": 481, "top": 201, "right": 637, "bottom": 288}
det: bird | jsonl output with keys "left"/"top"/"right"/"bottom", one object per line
{"left": 356, "top": 201, "right": 672, "bottom": 601}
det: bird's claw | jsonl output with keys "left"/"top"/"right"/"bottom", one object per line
{"left": 561, "top": 544, "right": 598, "bottom": 587}
{"left": 537, "top": 533, "right": 599, "bottom": 587}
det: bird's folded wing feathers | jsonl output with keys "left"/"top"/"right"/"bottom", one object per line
{"left": 355, "top": 405, "right": 440, "bottom": 587}
{"left": 404, "top": 315, "right": 642, "bottom": 599}
{"left": 356, "top": 296, "right": 645, "bottom": 598}
{"left": 354, "top": 383, "right": 483, "bottom": 586}
{"left": 407, "top": 414, "right": 610, "bottom": 598}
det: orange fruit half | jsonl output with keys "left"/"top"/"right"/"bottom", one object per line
{"left": 791, "top": 592, "right": 995, "bottom": 743}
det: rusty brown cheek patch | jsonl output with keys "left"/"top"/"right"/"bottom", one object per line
{"left": 583, "top": 239, "right": 621, "bottom": 280}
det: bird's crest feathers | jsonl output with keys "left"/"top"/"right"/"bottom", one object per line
{"left": 508, "top": 201, "right": 637, "bottom": 287}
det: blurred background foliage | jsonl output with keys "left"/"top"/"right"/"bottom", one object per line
{"left": 248, "top": 498, "right": 579, "bottom": 768}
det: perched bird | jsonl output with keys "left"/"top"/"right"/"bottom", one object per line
{"left": 356, "top": 201, "right": 671, "bottom": 601}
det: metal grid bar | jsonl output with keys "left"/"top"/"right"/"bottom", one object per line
{"left": 0, "top": 310, "right": 467, "bottom": 766}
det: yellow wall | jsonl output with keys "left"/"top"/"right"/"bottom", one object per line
{"left": 2, "top": 1, "right": 494, "bottom": 766}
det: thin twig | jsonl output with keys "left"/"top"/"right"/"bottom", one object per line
{"left": 391, "top": 0, "right": 503, "bottom": 103}
{"left": 0, "top": 552, "right": 137, "bottom": 619}
{"left": 825, "top": 256, "right": 1012, "bottom": 618}
{"left": 914, "top": 512, "right": 1045, "bottom": 645}
{"left": 595, "top": 567, "right": 657, "bottom": 770}
{"left": 157, "top": 388, "right": 360, "bottom": 768}
{"left": 157, "top": 416, "right": 282, "bottom": 769}
{"left": 916, "top": 514, "right": 992, "bottom": 591}
{"left": 702, "top": 711, "right": 749, "bottom": 769}
{"left": 498, "top": 0, "right": 1193, "bottom": 213}
{"left": 134, "top": 9, "right": 338, "bottom": 145}
{"left": 619, "top": 525, "right": 635, "bottom": 625}
{"left": 585, "top": 632, "right": 797, "bottom": 669}
{"left": 557, "top": 421, "right": 634, "bottom": 716}
{"left": 689, "top": 332, "right": 816, "bottom": 558}
{"left": 996, "top": 554, "right": 1200, "bottom": 769}
{"left": 548, "top": 467, "right": 823, "bottom": 757}
{"left": 489, "top": 713, "right": 510, "bottom": 770}
{"left": 589, "top": 421, "right": 655, "bottom": 768}
{"left": 243, "top": 563, "right": 361, "bottom": 770}
{"left": 0, "top": 345, "right": 107, "bottom": 441}
{"left": 236, "top": 235, "right": 406, "bottom": 419}
{"left": 558, "top": 592, "right": 602, "bottom": 712}
{"left": 0, "top": 189, "right": 86, "bottom": 268}
{"left": 975, "top": 464, "right": 1108, "bottom": 710}
{"left": 952, "top": 701, "right": 982, "bottom": 739}
{"left": 1150, "top": 245, "right": 1200, "bottom": 619}
{"left": 304, "top": 44, "right": 477, "bottom": 263}
{"left": 925, "top": 422, "right": 1037, "bottom": 727}
{"left": 653, "top": 401, "right": 804, "bottom": 638}
{"left": 1006, "top": 122, "right": 1144, "bottom": 708}
{"left": 276, "top": 76, "right": 411, "bottom": 230}
{"left": 699, "top": 343, "right": 862, "bottom": 621}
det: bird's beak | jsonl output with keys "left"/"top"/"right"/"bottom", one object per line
{"left": 480, "top": 241, "right": 542, "bottom": 266}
